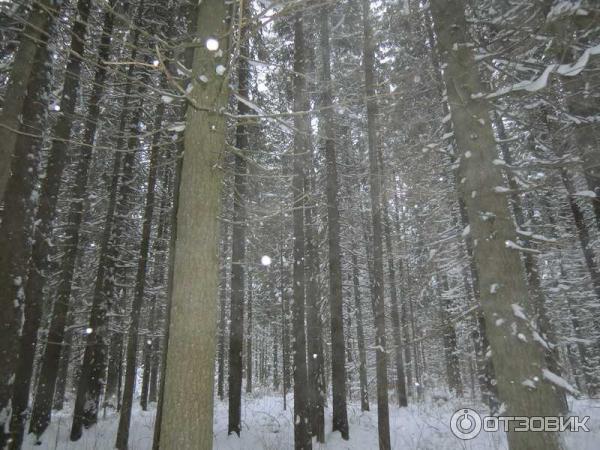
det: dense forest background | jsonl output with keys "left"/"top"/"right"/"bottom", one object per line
{"left": 0, "top": 0, "right": 599, "bottom": 449}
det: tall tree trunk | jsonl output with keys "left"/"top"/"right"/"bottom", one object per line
{"left": 217, "top": 220, "right": 229, "bottom": 401}
{"left": 381, "top": 190, "right": 408, "bottom": 407}
{"left": 105, "top": 323, "right": 124, "bottom": 410}
{"left": 429, "top": 1, "right": 564, "bottom": 448}
{"left": 0, "top": 0, "right": 58, "bottom": 203}
{"left": 272, "top": 275, "right": 280, "bottom": 390}
{"left": 494, "top": 114, "right": 567, "bottom": 412}
{"left": 52, "top": 317, "right": 73, "bottom": 411}
{"left": 391, "top": 185, "right": 414, "bottom": 396}
{"left": 305, "top": 176, "right": 325, "bottom": 443}
{"left": 421, "top": 5, "right": 499, "bottom": 410}
{"left": 246, "top": 270, "right": 253, "bottom": 394}
{"left": 439, "top": 274, "right": 462, "bottom": 397}
{"left": 9, "top": 2, "right": 92, "bottom": 447}
{"left": 140, "top": 301, "right": 156, "bottom": 411}
{"left": 29, "top": 4, "right": 117, "bottom": 438}
{"left": 147, "top": 174, "right": 171, "bottom": 406}
{"left": 105, "top": 58, "right": 152, "bottom": 412}
{"left": 319, "top": 4, "right": 349, "bottom": 439}
{"left": 361, "top": 0, "right": 391, "bottom": 447}
{"left": 0, "top": 29, "right": 52, "bottom": 449}
{"left": 151, "top": 127, "right": 183, "bottom": 450}
{"left": 352, "top": 254, "right": 370, "bottom": 411}
{"left": 280, "top": 234, "right": 290, "bottom": 410}
{"left": 115, "top": 79, "right": 166, "bottom": 449}
{"left": 227, "top": 0, "right": 250, "bottom": 435}
{"left": 139, "top": 171, "right": 172, "bottom": 411}
{"left": 70, "top": 16, "right": 146, "bottom": 438}
{"left": 291, "top": 11, "right": 312, "bottom": 450}
{"left": 158, "top": 0, "right": 230, "bottom": 446}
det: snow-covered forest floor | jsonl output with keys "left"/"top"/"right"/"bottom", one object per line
{"left": 22, "top": 393, "right": 600, "bottom": 450}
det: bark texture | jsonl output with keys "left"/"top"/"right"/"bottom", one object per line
{"left": 429, "top": 1, "right": 564, "bottom": 448}
{"left": 158, "top": 0, "right": 230, "bottom": 447}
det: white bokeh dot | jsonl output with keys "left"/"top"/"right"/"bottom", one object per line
{"left": 206, "top": 38, "right": 219, "bottom": 51}
{"left": 261, "top": 255, "right": 272, "bottom": 266}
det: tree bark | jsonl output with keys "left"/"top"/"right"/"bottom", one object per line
{"left": 9, "top": 2, "right": 92, "bottom": 446}
{"left": 115, "top": 78, "right": 166, "bottom": 449}
{"left": 217, "top": 221, "right": 229, "bottom": 401}
{"left": 429, "top": 1, "right": 564, "bottom": 448}
{"left": 319, "top": 4, "right": 349, "bottom": 439}
{"left": 227, "top": 0, "right": 250, "bottom": 435}
{"left": 494, "top": 113, "right": 567, "bottom": 412}
{"left": 70, "top": 4, "right": 146, "bottom": 437}
{"left": 0, "top": 0, "right": 58, "bottom": 203}
{"left": 280, "top": 233, "right": 290, "bottom": 410}
{"left": 351, "top": 254, "right": 370, "bottom": 411}
{"left": 29, "top": 4, "right": 116, "bottom": 438}
{"left": 439, "top": 274, "right": 462, "bottom": 397}
{"left": 246, "top": 270, "right": 253, "bottom": 394}
{"left": 158, "top": 0, "right": 230, "bottom": 447}
{"left": 147, "top": 175, "right": 171, "bottom": 406}
{"left": 291, "top": 11, "right": 312, "bottom": 450}
{"left": 0, "top": 28, "right": 52, "bottom": 449}
{"left": 140, "top": 301, "right": 156, "bottom": 411}
{"left": 421, "top": 4, "right": 499, "bottom": 410}
{"left": 305, "top": 175, "right": 325, "bottom": 443}
{"left": 361, "top": 0, "right": 391, "bottom": 447}
{"left": 382, "top": 189, "right": 408, "bottom": 406}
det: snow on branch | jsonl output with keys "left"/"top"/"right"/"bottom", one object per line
{"left": 484, "top": 43, "right": 600, "bottom": 99}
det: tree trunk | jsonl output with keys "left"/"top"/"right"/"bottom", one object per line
{"left": 70, "top": 6, "right": 146, "bottom": 435}
{"left": 291, "top": 11, "right": 312, "bottom": 450}
{"left": 148, "top": 177, "right": 171, "bottom": 406}
{"left": 158, "top": 0, "right": 230, "bottom": 447}
{"left": 382, "top": 190, "right": 408, "bottom": 407}
{"left": 246, "top": 270, "right": 253, "bottom": 394}
{"left": 361, "top": 0, "right": 391, "bottom": 447}
{"left": 52, "top": 319, "right": 73, "bottom": 412}
{"left": 494, "top": 113, "right": 567, "bottom": 412}
{"left": 319, "top": 4, "right": 350, "bottom": 439}
{"left": 0, "top": 30, "right": 52, "bottom": 449}
{"left": 305, "top": 175, "right": 325, "bottom": 443}
{"left": 217, "top": 221, "right": 229, "bottom": 401}
{"left": 429, "top": 1, "right": 564, "bottom": 448}
{"left": 104, "top": 322, "right": 124, "bottom": 410}
{"left": 227, "top": 0, "right": 250, "bottom": 435}
{"left": 391, "top": 186, "right": 414, "bottom": 396}
{"left": 29, "top": 4, "right": 116, "bottom": 438}
{"left": 115, "top": 79, "right": 166, "bottom": 449}
{"left": 151, "top": 128, "right": 183, "bottom": 450}
{"left": 272, "top": 276, "right": 280, "bottom": 391}
{"left": 140, "top": 301, "right": 156, "bottom": 411}
{"left": 352, "top": 254, "right": 370, "bottom": 411}
{"left": 0, "top": 0, "right": 58, "bottom": 203}
{"left": 421, "top": 4, "right": 499, "bottom": 410}
{"left": 439, "top": 275, "right": 462, "bottom": 397}
{"left": 9, "top": 2, "right": 92, "bottom": 446}
{"left": 280, "top": 235, "right": 290, "bottom": 410}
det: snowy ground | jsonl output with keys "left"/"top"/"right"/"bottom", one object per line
{"left": 23, "top": 393, "right": 600, "bottom": 449}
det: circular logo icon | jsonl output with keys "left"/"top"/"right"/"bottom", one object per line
{"left": 450, "top": 408, "right": 482, "bottom": 440}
